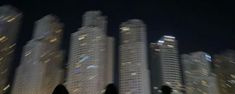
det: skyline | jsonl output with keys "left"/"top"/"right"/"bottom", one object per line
{"left": 1, "top": 0, "right": 235, "bottom": 59}
{"left": 0, "top": 2, "right": 235, "bottom": 93}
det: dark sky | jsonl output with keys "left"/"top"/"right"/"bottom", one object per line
{"left": 1, "top": 0, "right": 235, "bottom": 64}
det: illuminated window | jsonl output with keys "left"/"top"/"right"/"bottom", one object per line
{"left": 87, "top": 65, "right": 97, "bottom": 69}
{"left": 167, "top": 45, "right": 174, "bottom": 48}
{"left": 75, "top": 63, "right": 81, "bottom": 68}
{"left": 230, "top": 74, "right": 235, "bottom": 79}
{"left": 55, "top": 29, "right": 62, "bottom": 33}
{"left": 50, "top": 38, "right": 57, "bottom": 43}
{"left": 201, "top": 80, "right": 208, "bottom": 86}
{"left": 80, "top": 43, "right": 87, "bottom": 46}
{"left": 79, "top": 56, "right": 89, "bottom": 63}
{"left": 7, "top": 17, "right": 15, "bottom": 22}
{"left": 88, "top": 75, "right": 97, "bottom": 80}
{"left": 78, "top": 36, "right": 85, "bottom": 40}
{"left": 126, "top": 62, "right": 132, "bottom": 64}
{"left": 120, "top": 27, "right": 130, "bottom": 31}
{"left": 25, "top": 51, "right": 32, "bottom": 56}
{"left": 3, "top": 84, "right": 10, "bottom": 91}
{"left": 153, "top": 86, "right": 158, "bottom": 90}
{"left": 131, "top": 73, "right": 137, "bottom": 76}
{"left": 44, "top": 59, "right": 51, "bottom": 63}
{"left": 9, "top": 43, "right": 16, "bottom": 48}
{"left": 155, "top": 49, "right": 160, "bottom": 51}
{"left": 164, "top": 35, "right": 175, "bottom": 39}
{"left": 0, "top": 36, "right": 6, "bottom": 42}
{"left": 165, "top": 38, "right": 174, "bottom": 42}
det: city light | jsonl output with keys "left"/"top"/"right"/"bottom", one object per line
{"left": 0, "top": 2, "right": 234, "bottom": 94}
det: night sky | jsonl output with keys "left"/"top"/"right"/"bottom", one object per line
{"left": 1, "top": 0, "right": 235, "bottom": 85}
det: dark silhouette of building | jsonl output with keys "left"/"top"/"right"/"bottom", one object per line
{"left": 104, "top": 84, "right": 118, "bottom": 94}
{"left": 52, "top": 84, "right": 69, "bottom": 94}
{"left": 161, "top": 85, "right": 172, "bottom": 94}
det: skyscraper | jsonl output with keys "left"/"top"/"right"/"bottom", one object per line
{"left": 66, "top": 11, "right": 114, "bottom": 94}
{"left": 11, "top": 15, "right": 64, "bottom": 94}
{"left": 182, "top": 52, "right": 218, "bottom": 94}
{"left": 119, "top": 19, "right": 150, "bottom": 94}
{"left": 214, "top": 50, "right": 235, "bottom": 94}
{"left": 157, "top": 35, "right": 182, "bottom": 94}
{"left": 149, "top": 43, "right": 162, "bottom": 94}
{"left": 0, "top": 5, "right": 22, "bottom": 93}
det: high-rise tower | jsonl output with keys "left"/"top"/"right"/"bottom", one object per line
{"left": 66, "top": 11, "right": 114, "bottom": 94}
{"left": 182, "top": 52, "right": 218, "bottom": 94}
{"left": 214, "top": 50, "right": 235, "bottom": 94}
{"left": 119, "top": 19, "right": 150, "bottom": 94}
{"left": 0, "top": 5, "right": 22, "bottom": 93}
{"left": 11, "top": 15, "right": 64, "bottom": 94}
{"left": 157, "top": 35, "right": 182, "bottom": 94}
{"left": 149, "top": 43, "right": 162, "bottom": 94}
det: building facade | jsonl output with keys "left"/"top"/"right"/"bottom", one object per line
{"left": 66, "top": 11, "right": 114, "bottom": 94}
{"left": 182, "top": 52, "right": 218, "bottom": 94}
{"left": 105, "top": 37, "right": 115, "bottom": 86}
{"left": 149, "top": 43, "right": 162, "bottom": 94}
{"left": 119, "top": 19, "right": 150, "bottom": 94}
{"left": 214, "top": 50, "right": 235, "bottom": 94}
{"left": 11, "top": 15, "right": 64, "bottom": 94}
{"left": 157, "top": 35, "right": 182, "bottom": 94}
{"left": 0, "top": 5, "right": 22, "bottom": 93}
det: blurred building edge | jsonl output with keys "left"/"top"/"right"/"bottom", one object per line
{"left": 0, "top": 5, "right": 22, "bottom": 94}
{"left": 11, "top": 14, "right": 65, "bottom": 94}
{"left": 213, "top": 50, "right": 235, "bottom": 94}
{"left": 182, "top": 51, "right": 219, "bottom": 94}
{"left": 52, "top": 84, "right": 69, "bottom": 94}
{"left": 104, "top": 84, "right": 118, "bottom": 94}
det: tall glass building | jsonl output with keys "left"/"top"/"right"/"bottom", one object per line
{"left": 182, "top": 52, "right": 218, "bottom": 94}
{"left": 11, "top": 15, "right": 64, "bottom": 94}
{"left": 119, "top": 19, "right": 150, "bottom": 94}
{"left": 214, "top": 50, "right": 235, "bottom": 94}
{"left": 66, "top": 11, "right": 114, "bottom": 94}
{"left": 157, "top": 35, "right": 182, "bottom": 94}
{"left": 0, "top": 5, "right": 22, "bottom": 93}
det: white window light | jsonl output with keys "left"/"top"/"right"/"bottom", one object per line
{"left": 158, "top": 40, "right": 164, "bottom": 44}
{"left": 230, "top": 74, "right": 235, "bottom": 79}
{"left": 165, "top": 38, "right": 174, "bottom": 42}
{"left": 25, "top": 51, "right": 32, "bottom": 56}
{"left": 87, "top": 65, "right": 97, "bottom": 69}
{"left": 131, "top": 73, "right": 137, "bottom": 76}
{"left": 167, "top": 45, "right": 174, "bottom": 48}
{"left": 3, "top": 84, "right": 10, "bottom": 91}
{"left": 78, "top": 36, "right": 85, "bottom": 40}
{"left": 120, "top": 27, "right": 130, "bottom": 31}
{"left": 164, "top": 35, "right": 175, "bottom": 39}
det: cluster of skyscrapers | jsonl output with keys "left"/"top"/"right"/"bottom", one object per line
{"left": 0, "top": 5, "right": 235, "bottom": 94}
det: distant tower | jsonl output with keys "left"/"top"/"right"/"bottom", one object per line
{"left": 0, "top": 5, "right": 22, "bottom": 93}
{"left": 66, "top": 11, "right": 114, "bottom": 94}
{"left": 157, "top": 35, "right": 182, "bottom": 94}
{"left": 119, "top": 19, "right": 150, "bottom": 94}
{"left": 149, "top": 43, "right": 162, "bottom": 94}
{"left": 182, "top": 52, "right": 218, "bottom": 94}
{"left": 11, "top": 15, "right": 64, "bottom": 94}
{"left": 214, "top": 50, "right": 235, "bottom": 94}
